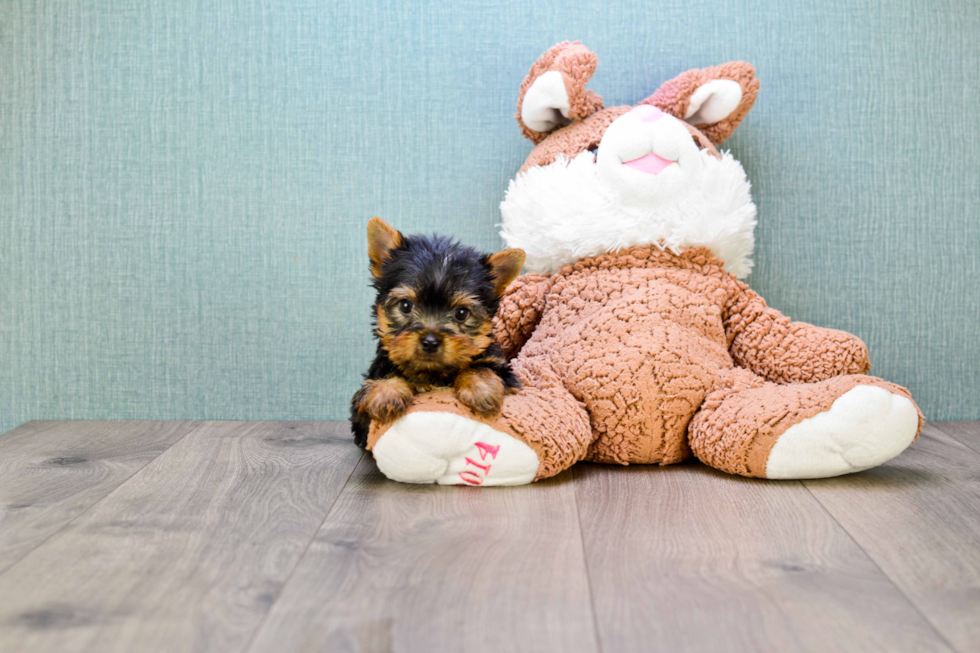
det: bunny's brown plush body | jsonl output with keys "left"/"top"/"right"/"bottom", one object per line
{"left": 364, "top": 42, "right": 922, "bottom": 486}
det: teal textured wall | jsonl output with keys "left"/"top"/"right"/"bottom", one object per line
{"left": 1, "top": 0, "right": 978, "bottom": 434}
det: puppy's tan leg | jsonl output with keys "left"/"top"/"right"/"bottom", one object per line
{"left": 454, "top": 367, "right": 505, "bottom": 417}
{"left": 355, "top": 377, "right": 415, "bottom": 424}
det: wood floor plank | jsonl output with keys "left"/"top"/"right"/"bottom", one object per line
{"left": 575, "top": 461, "right": 952, "bottom": 653}
{"left": 0, "top": 420, "right": 198, "bottom": 574}
{"left": 804, "top": 424, "right": 980, "bottom": 653}
{"left": 931, "top": 420, "right": 980, "bottom": 456}
{"left": 246, "top": 461, "right": 598, "bottom": 653}
{"left": 0, "top": 421, "right": 363, "bottom": 653}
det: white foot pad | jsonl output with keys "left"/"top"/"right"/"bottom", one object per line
{"left": 766, "top": 385, "right": 919, "bottom": 479}
{"left": 372, "top": 412, "right": 540, "bottom": 486}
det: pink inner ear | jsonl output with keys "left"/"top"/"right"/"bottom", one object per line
{"left": 631, "top": 104, "right": 665, "bottom": 123}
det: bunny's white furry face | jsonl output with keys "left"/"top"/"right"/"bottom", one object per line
{"left": 501, "top": 106, "right": 756, "bottom": 277}
{"left": 504, "top": 42, "right": 761, "bottom": 277}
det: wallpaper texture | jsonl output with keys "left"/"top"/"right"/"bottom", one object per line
{"left": 1, "top": 0, "right": 978, "bottom": 434}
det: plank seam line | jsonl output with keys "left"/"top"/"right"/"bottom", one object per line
{"left": 0, "top": 420, "right": 204, "bottom": 579}
{"left": 801, "top": 479, "right": 959, "bottom": 653}
{"left": 239, "top": 449, "right": 366, "bottom": 653}
{"left": 572, "top": 467, "right": 605, "bottom": 653}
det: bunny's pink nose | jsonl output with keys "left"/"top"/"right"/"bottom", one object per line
{"left": 631, "top": 104, "right": 666, "bottom": 123}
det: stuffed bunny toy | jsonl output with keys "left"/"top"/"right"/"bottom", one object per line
{"left": 363, "top": 41, "right": 922, "bottom": 486}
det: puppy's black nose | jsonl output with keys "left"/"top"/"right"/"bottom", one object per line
{"left": 420, "top": 334, "right": 440, "bottom": 353}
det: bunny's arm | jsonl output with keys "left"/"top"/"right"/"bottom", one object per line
{"left": 493, "top": 273, "right": 553, "bottom": 360}
{"left": 723, "top": 281, "right": 870, "bottom": 384}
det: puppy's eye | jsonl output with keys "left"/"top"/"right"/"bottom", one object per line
{"left": 398, "top": 299, "right": 413, "bottom": 314}
{"left": 453, "top": 307, "right": 470, "bottom": 322}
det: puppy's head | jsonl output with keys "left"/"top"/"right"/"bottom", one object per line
{"left": 366, "top": 218, "right": 524, "bottom": 377}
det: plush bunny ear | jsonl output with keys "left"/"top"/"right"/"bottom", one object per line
{"left": 643, "top": 62, "right": 759, "bottom": 146}
{"left": 516, "top": 41, "right": 605, "bottom": 144}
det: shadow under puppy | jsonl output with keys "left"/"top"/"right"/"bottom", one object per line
{"left": 351, "top": 218, "right": 525, "bottom": 449}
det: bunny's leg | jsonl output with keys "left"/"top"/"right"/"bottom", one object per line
{"left": 688, "top": 368, "right": 921, "bottom": 479}
{"left": 368, "top": 356, "right": 593, "bottom": 486}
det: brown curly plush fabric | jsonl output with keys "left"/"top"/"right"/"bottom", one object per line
{"left": 485, "top": 245, "right": 918, "bottom": 479}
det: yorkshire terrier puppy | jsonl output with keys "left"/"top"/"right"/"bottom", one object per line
{"left": 350, "top": 218, "right": 525, "bottom": 449}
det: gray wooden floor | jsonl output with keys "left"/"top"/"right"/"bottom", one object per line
{"left": 0, "top": 421, "right": 978, "bottom": 653}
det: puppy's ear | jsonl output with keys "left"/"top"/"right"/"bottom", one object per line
{"left": 367, "top": 217, "right": 403, "bottom": 277}
{"left": 516, "top": 41, "right": 605, "bottom": 144}
{"left": 642, "top": 62, "right": 759, "bottom": 146}
{"left": 487, "top": 249, "right": 525, "bottom": 297}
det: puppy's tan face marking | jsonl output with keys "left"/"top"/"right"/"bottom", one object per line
{"left": 377, "top": 286, "right": 494, "bottom": 378}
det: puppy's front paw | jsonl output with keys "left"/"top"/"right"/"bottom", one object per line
{"left": 356, "top": 377, "right": 415, "bottom": 424}
{"left": 454, "top": 368, "right": 505, "bottom": 417}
